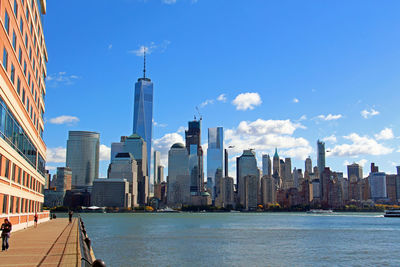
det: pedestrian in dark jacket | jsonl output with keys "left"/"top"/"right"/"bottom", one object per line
{"left": 1, "top": 219, "right": 12, "bottom": 251}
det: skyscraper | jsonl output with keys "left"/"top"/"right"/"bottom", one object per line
{"left": 66, "top": 131, "right": 100, "bottom": 187}
{"left": 154, "top": 150, "right": 161, "bottom": 184}
{"left": 207, "top": 127, "right": 224, "bottom": 200}
{"left": 237, "top": 150, "right": 259, "bottom": 207}
{"left": 317, "top": 140, "right": 326, "bottom": 176}
{"left": 369, "top": 172, "right": 387, "bottom": 201}
{"left": 273, "top": 148, "right": 280, "bottom": 177}
{"left": 0, "top": 0, "right": 49, "bottom": 228}
{"left": 347, "top": 163, "right": 363, "bottom": 181}
{"left": 167, "top": 143, "right": 190, "bottom": 206}
{"left": 132, "top": 53, "right": 153, "bottom": 177}
{"left": 185, "top": 120, "right": 204, "bottom": 195}
{"left": 262, "top": 154, "right": 271, "bottom": 177}
{"left": 56, "top": 167, "right": 72, "bottom": 193}
{"left": 305, "top": 157, "right": 312, "bottom": 174}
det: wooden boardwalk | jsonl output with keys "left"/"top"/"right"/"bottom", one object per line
{"left": 0, "top": 218, "right": 81, "bottom": 266}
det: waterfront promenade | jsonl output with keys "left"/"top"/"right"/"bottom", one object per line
{"left": 0, "top": 218, "right": 80, "bottom": 266}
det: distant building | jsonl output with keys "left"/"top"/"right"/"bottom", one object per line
{"left": 317, "top": 140, "right": 325, "bottom": 176}
{"left": 92, "top": 179, "right": 131, "bottom": 208}
{"left": 283, "top": 158, "right": 293, "bottom": 189}
{"left": 167, "top": 143, "right": 190, "bottom": 206}
{"left": 237, "top": 150, "right": 259, "bottom": 207}
{"left": 262, "top": 154, "right": 272, "bottom": 177}
{"left": 154, "top": 151, "right": 161, "bottom": 184}
{"left": 66, "top": 131, "right": 100, "bottom": 187}
{"left": 347, "top": 163, "right": 363, "bottom": 181}
{"left": 45, "top": 170, "right": 51, "bottom": 190}
{"left": 108, "top": 152, "right": 138, "bottom": 207}
{"left": 207, "top": 127, "right": 224, "bottom": 200}
{"left": 56, "top": 167, "right": 72, "bottom": 192}
{"left": 369, "top": 172, "right": 387, "bottom": 201}
{"left": 158, "top": 165, "right": 164, "bottom": 183}
{"left": 185, "top": 120, "right": 204, "bottom": 195}
{"left": 386, "top": 174, "right": 397, "bottom": 204}
{"left": 261, "top": 175, "right": 276, "bottom": 205}
{"left": 244, "top": 175, "right": 258, "bottom": 211}
{"left": 305, "top": 157, "right": 312, "bottom": 174}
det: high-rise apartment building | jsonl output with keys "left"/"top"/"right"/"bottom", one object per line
{"left": 185, "top": 120, "right": 203, "bottom": 195}
{"left": 305, "top": 157, "right": 312, "bottom": 174}
{"left": 369, "top": 172, "right": 387, "bottom": 201}
{"left": 66, "top": 131, "right": 99, "bottom": 187}
{"left": 132, "top": 55, "right": 153, "bottom": 178}
{"left": 207, "top": 127, "right": 223, "bottom": 200}
{"left": 262, "top": 154, "right": 271, "bottom": 177}
{"left": 0, "top": 0, "right": 49, "bottom": 229}
{"left": 317, "top": 140, "right": 325, "bottom": 176}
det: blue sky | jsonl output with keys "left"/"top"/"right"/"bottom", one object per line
{"left": 44, "top": 0, "right": 400, "bottom": 179}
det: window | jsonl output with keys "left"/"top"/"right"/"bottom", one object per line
{"left": 2, "top": 48, "right": 8, "bottom": 71}
{"left": 12, "top": 164, "right": 16, "bottom": 181}
{"left": 22, "top": 0, "right": 24, "bottom": 5}
{"left": 9, "top": 196, "right": 14, "bottom": 213}
{"left": 20, "top": 17, "right": 24, "bottom": 35}
{"left": 26, "top": 6, "right": 29, "bottom": 20}
{"left": 28, "top": 72, "right": 31, "bottom": 85}
{"left": 21, "top": 198, "right": 24, "bottom": 213}
{"left": 29, "top": 46, "right": 32, "bottom": 60}
{"left": 25, "top": 34, "right": 28, "bottom": 47}
{"left": 17, "top": 77, "right": 21, "bottom": 94}
{"left": 4, "top": 159, "right": 9, "bottom": 178}
{"left": 24, "top": 60, "right": 27, "bottom": 75}
{"left": 22, "top": 171, "right": 25, "bottom": 186}
{"left": 33, "top": 59, "right": 35, "bottom": 70}
{"left": 12, "top": 31, "right": 17, "bottom": 50}
{"left": 10, "top": 63, "right": 15, "bottom": 84}
{"left": 14, "top": 0, "right": 18, "bottom": 18}
{"left": 2, "top": 195, "right": 7, "bottom": 214}
{"left": 18, "top": 47, "right": 22, "bottom": 63}
{"left": 30, "top": 22, "right": 32, "bottom": 35}
{"left": 4, "top": 11, "right": 10, "bottom": 34}
{"left": 17, "top": 167, "right": 21, "bottom": 183}
{"left": 22, "top": 88, "right": 26, "bottom": 104}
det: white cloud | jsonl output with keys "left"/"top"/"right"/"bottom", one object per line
{"left": 374, "top": 128, "right": 394, "bottom": 140}
{"left": 153, "top": 121, "right": 168, "bottom": 128}
{"left": 49, "top": 115, "right": 79, "bottom": 125}
{"left": 162, "top": 0, "right": 177, "bottom": 3}
{"left": 47, "top": 147, "right": 66, "bottom": 163}
{"left": 298, "top": 115, "right": 307, "bottom": 121}
{"left": 100, "top": 144, "right": 111, "bottom": 161}
{"left": 46, "top": 72, "right": 80, "bottom": 87}
{"left": 46, "top": 166, "right": 57, "bottom": 171}
{"left": 329, "top": 133, "right": 393, "bottom": 157}
{"left": 317, "top": 114, "right": 343, "bottom": 121}
{"left": 361, "top": 108, "right": 379, "bottom": 119}
{"left": 322, "top": 135, "right": 337, "bottom": 143}
{"left": 293, "top": 98, "right": 299, "bottom": 103}
{"left": 129, "top": 40, "right": 171, "bottom": 56}
{"left": 199, "top": 99, "right": 214, "bottom": 108}
{"left": 153, "top": 132, "right": 185, "bottom": 166}
{"left": 217, "top": 94, "right": 227, "bottom": 102}
{"left": 232, "top": 92, "right": 262, "bottom": 111}
{"left": 236, "top": 119, "right": 304, "bottom": 136}
{"left": 224, "top": 119, "right": 312, "bottom": 160}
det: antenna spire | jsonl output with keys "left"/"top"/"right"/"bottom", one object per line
{"left": 143, "top": 49, "right": 146, "bottom": 79}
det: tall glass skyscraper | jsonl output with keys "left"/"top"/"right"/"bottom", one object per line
{"left": 132, "top": 58, "right": 153, "bottom": 177}
{"left": 207, "top": 127, "right": 223, "bottom": 199}
{"left": 66, "top": 131, "right": 100, "bottom": 187}
{"left": 317, "top": 140, "right": 326, "bottom": 176}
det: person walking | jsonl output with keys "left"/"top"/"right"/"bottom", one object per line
{"left": 1, "top": 219, "right": 12, "bottom": 251}
{"left": 34, "top": 213, "right": 38, "bottom": 228}
{"left": 68, "top": 210, "right": 73, "bottom": 223}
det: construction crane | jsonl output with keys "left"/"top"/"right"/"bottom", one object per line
{"left": 195, "top": 106, "right": 203, "bottom": 121}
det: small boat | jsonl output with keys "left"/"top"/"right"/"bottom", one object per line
{"left": 384, "top": 210, "right": 400, "bottom": 217}
{"left": 306, "top": 209, "right": 333, "bottom": 214}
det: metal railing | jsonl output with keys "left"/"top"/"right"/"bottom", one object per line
{"left": 78, "top": 216, "right": 106, "bottom": 267}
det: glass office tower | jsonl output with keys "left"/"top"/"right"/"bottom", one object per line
{"left": 66, "top": 131, "right": 100, "bottom": 187}
{"left": 207, "top": 127, "right": 223, "bottom": 199}
{"left": 132, "top": 76, "right": 153, "bottom": 177}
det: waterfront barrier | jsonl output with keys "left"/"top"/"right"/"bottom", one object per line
{"left": 79, "top": 216, "right": 106, "bottom": 267}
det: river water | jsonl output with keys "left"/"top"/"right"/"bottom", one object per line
{"left": 79, "top": 212, "right": 400, "bottom": 267}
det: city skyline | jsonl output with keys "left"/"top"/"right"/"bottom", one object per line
{"left": 43, "top": 1, "right": 400, "bottom": 179}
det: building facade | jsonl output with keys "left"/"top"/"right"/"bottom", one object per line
{"left": 207, "top": 127, "right": 223, "bottom": 200}
{"left": 92, "top": 179, "right": 131, "bottom": 208}
{"left": 66, "top": 131, "right": 99, "bottom": 188}
{"left": 317, "top": 140, "right": 325, "bottom": 176}
{"left": 167, "top": 143, "right": 190, "bottom": 206}
{"left": 0, "top": 0, "right": 49, "bottom": 230}
{"left": 237, "top": 150, "right": 259, "bottom": 207}
{"left": 185, "top": 120, "right": 203, "bottom": 195}
{"left": 55, "top": 167, "right": 71, "bottom": 192}
{"left": 262, "top": 154, "right": 271, "bottom": 177}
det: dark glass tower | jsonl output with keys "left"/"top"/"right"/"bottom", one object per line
{"left": 185, "top": 120, "right": 204, "bottom": 195}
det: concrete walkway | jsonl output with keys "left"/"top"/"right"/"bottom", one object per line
{"left": 0, "top": 218, "right": 81, "bottom": 266}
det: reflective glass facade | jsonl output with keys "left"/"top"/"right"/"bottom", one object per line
{"left": 66, "top": 131, "right": 99, "bottom": 187}
{"left": 207, "top": 127, "right": 223, "bottom": 199}
{"left": 132, "top": 78, "right": 153, "bottom": 176}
